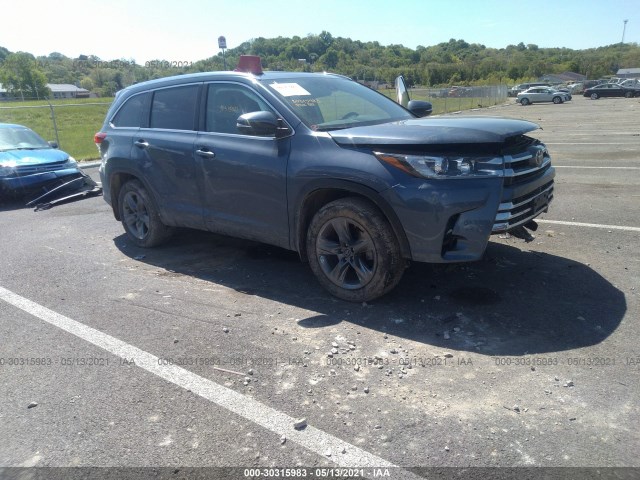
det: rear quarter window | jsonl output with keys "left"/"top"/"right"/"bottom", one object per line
{"left": 110, "top": 93, "right": 148, "bottom": 128}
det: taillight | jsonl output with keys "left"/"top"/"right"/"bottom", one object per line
{"left": 94, "top": 132, "right": 107, "bottom": 144}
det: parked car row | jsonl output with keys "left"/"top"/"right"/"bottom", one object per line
{"left": 583, "top": 83, "right": 640, "bottom": 99}
{"left": 516, "top": 87, "right": 572, "bottom": 105}
{"left": 508, "top": 82, "right": 550, "bottom": 97}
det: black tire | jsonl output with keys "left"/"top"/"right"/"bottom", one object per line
{"left": 625, "top": 91, "right": 634, "bottom": 98}
{"left": 552, "top": 96, "right": 562, "bottom": 104}
{"left": 520, "top": 98, "right": 530, "bottom": 106}
{"left": 306, "top": 197, "right": 405, "bottom": 302}
{"left": 590, "top": 93, "right": 599, "bottom": 100}
{"left": 118, "top": 179, "right": 173, "bottom": 247}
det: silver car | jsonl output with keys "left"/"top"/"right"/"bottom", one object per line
{"left": 517, "top": 87, "right": 571, "bottom": 105}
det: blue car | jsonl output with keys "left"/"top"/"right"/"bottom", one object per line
{"left": 0, "top": 123, "right": 82, "bottom": 199}
{"left": 96, "top": 56, "right": 555, "bottom": 301}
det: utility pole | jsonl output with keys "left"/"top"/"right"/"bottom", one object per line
{"left": 622, "top": 19, "right": 628, "bottom": 44}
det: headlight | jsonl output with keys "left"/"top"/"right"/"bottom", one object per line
{"left": 0, "top": 161, "right": 17, "bottom": 177}
{"left": 64, "top": 157, "right": 78, "bottom": 168}
{"left": 374, "top": 152, "right": 503, "bottom": 179}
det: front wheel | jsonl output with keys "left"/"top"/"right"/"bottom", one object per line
{"left": 520, "top": 98, "right": 530, "bottom": 106}
{"left": 590, "top": 93, "right": 599, "bottom": 100}
{"left": 553, "top": 96, "right": 562, "bottom": 104}
{"left": 306, "top": 197, "right": 405, "bottom": 302}
{"left": 118, "top": 179, "right": 173, "bottom": 247}
{"left": 625, "top": 91, "right": 634, "bottom": 98}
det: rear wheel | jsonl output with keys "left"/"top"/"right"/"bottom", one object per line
{"left": 590, "top": 93, "right": 599, "bottom": 100}
{"left": 306, "top": 197, "right": 405, "bottom": 302}
{"left": 118, "top": 179, "right": 173, "bottom": 247}
{"left": 625, "top": 91, "right": 634, "bottom": 98}
{"left": 553, "top": 96, "right": 562, "bottom": 104}
{"left": 520, "top": 98, "right": 530, "bottom": 106}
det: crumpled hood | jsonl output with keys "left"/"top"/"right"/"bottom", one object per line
{"left": 328, "top": 116, "right": 540, "bottom": 146}
{"left": 0, "top": 148, "right": 70, "bottom": 165}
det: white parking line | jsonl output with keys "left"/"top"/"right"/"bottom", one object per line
{"left": 537, "top": 219, "right": 640, "bottom": 232}
{"left": 554, "top": 166, "right": 640, "bottom": 169}
{"left": 545, "top": 143, "right": 634, "bottom": 145}
{"left": 0, "top": 286, "right": 418, "bottom": 477}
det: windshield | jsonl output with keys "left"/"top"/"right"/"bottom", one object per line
{"left": 0, "top": 126, "right": 50, "bottom": 151}
{"left": 264, "top": 75, "right": 413, "bottom": 131}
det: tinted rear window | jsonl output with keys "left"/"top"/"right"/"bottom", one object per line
{"left": 111, "top": 93, "right": 147, "bottom": 128}
{"left": 150, "top": 85, "right": 199, "bottom": 130}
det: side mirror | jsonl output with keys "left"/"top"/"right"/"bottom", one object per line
{"left": 395, "top": 75, "right": 410, "bottom": 107}
{"left": 49, "top": 141, "right": 59, "bottom": 148}
{"left": 408, "top": 100, "right": 432, "bottom": 117}
{"left": 236, "top": 111, "right": 291, "bottom": 138}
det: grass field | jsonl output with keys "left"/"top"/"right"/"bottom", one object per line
{"left": 0, "top": 98, "right": 113, "bottom": 161}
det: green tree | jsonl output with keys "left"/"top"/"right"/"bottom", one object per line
{"left": 80, "top": 76, "right": 94, "bottom": 91}
{"left": 0, "top": 52, "right": 50, "bottom": 100}
{"left": 0, "top": 46, "right": 10, "bottom": 63}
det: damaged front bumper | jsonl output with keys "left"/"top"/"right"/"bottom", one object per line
{"left": 382, "top": 162, "right": 555, "bottom": 264}
{"left": 0, "top": 167, "right": 102, "bottom": 210}
{"left": 0, "top": 167, "right": 82, "bottom": 193}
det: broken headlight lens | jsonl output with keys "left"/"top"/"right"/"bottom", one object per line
{"left": 374, "top": 152, "right": 503, "bottom": 179}
{"left": 0, "top": 161, "right": 17, "bottom": 177}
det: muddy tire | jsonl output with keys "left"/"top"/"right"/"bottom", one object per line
{"left": 118, "top": 179, "right": 173, "bottom": 248}
{"left": 306, "top": 197, "right": 405, "bottom": 302}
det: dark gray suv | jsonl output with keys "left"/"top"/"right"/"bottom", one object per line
{"left": 96, "top": 58, "right": 554, "bottom": 302}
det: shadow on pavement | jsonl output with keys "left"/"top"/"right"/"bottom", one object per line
{"left": 114, "top": 228, "right": 626, "bottom": 357}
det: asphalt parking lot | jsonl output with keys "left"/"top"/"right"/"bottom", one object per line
{"left": 0, "top": 94, "right": 638, "bottom": 480}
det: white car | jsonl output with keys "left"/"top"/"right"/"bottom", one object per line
{"left": 517, "top": 87, "right": 571, "bottom": 105}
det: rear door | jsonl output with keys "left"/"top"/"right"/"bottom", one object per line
{"left": 132, "top": 83, "right": 204, "bottom": 229}
{"left": 194, "top": 82, "right": 291, "bottom": 249}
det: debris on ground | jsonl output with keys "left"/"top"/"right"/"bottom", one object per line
{"left": 29, "top": 171, "right": 102, "bottom": 211}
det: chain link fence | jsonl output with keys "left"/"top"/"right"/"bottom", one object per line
{"left": 408, "top": 85, "right": 509, "bottom": 114}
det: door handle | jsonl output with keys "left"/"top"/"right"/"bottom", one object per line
{"left": 196, "top": 149, "right": 216, "bottom": 158}
{"left": 134, "top": 139, "right": 149, "bottom": 148}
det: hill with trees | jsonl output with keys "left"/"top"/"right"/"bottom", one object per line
{"left": 1, "top": 33, "right": 639, "bottom": 98}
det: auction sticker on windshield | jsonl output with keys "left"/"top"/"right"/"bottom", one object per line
{"left": 269, "top": 83, "right": 311, "bottom": 96}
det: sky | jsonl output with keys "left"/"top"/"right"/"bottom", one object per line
{"left": 2, "top": 0, "right": 639, "bottom": 64}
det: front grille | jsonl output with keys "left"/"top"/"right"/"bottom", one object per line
{"left": 493, "top": 181, "right": 554, "bottom": 232}
{"left": 14, "top": 161, "right": 70, "bottom": 176}
{"left": 492, "top": 136, "right": 555, "bottom": 233}
{"left": 503, "top": 145, "right": 551, "bottom": 186}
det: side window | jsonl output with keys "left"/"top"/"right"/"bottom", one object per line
{"left": 111, "top": 93, "right": 147, "bottom": 128}
{"left": 150, "top": 85, "right": 199, "bottom": 130}
{"left": 205, "top": 84, "right": 272, "bottom": 134}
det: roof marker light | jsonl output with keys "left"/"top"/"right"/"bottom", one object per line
{"left": 235, "top": 55, "right": 263, "bottom": 75}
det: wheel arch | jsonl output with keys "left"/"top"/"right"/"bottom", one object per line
{"left": 294, "top": 181, "right": 412, "bottom": 262}
{"left": 108, "top": 169, "right": 157, "bottom": 222}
